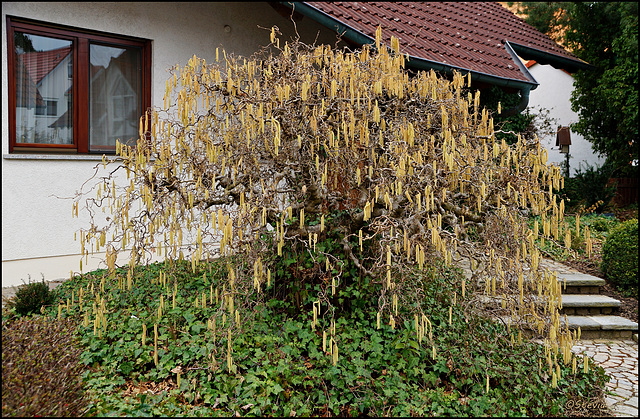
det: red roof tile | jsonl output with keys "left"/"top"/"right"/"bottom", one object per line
{"left": 300, "top": 2, "right": 586, "bottom": 84}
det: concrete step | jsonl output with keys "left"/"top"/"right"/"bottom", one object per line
{"left": 560, "top": 294, "right": 621, "bottom": 315}
{"left": 557, "top": 273, "right": 605, "bottom": 295}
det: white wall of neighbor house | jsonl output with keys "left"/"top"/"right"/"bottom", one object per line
{"left": 2, "top": 2, "right": 340, "bottom": 287}
{"left": 525, "top": 62, "right": 606, "bottom": 176}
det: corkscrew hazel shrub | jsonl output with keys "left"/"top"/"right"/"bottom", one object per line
{"left": 75, "top": 26, "right": 575, "bottom": 382}
{"left": 1, "top": 316, "right": 90, "bottom": 417}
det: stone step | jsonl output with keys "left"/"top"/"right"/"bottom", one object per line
{"left": 561, "top": 315, "right": 638, "bottom": 339}
{"left": 468, "top": 269, "right": 606, "bottom": 295}
{"left": 496, "top": 315, "right": 638, "bottom": 340}
{"left": 556, "top": 273, "right": 605, "bottom": 295}
{"left": 479, "top": 293, "right": 622, "bottom": 315}
{"left": 560, "top": 294, "right": 621, "bottom": 315}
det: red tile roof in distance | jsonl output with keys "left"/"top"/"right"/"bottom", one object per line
{"left": 21, "top": 46, "right": 71, "bottom": 85}
{"left": 302, "top": 2, "right": 584, "bottom": 83}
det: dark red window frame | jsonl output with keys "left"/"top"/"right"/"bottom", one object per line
{"left": 7, "top": 16, "right": 151, "bottom": 154}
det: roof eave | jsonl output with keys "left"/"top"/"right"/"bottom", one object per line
{"left": 507, "top": 42, "right": 594, "bottom": 73}
{"left": 281, "top": 2, "right": 376, "bottom": 47}
{"left": 285, "top": 2, "right": 539, "bottom": 92}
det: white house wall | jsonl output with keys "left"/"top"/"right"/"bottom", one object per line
{"left": 526, "top": 62, "right": 606, "bottom": 176}
{"left": 2, "top": 2, "right": 340, "bottom": 287}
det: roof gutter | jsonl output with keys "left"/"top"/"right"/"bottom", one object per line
{"left": 508, "top": 42, "right": 594, "bottom": 73}
{"left": 403, "top": 53, "right": 537, "bottom": 92}
{"left": 405, "top": 53, "right": 538, "bottom": 115}
{"left": 282, "top": 2, "right": 539, "bottom": 113}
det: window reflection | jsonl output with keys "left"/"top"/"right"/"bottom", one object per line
{"left": 14, "top": 32, "right": 73, "bottom": 145}
{"left": 89, "top": 44, "right": 141, "bottom": 152}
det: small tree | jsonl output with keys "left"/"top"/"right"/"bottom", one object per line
{"left": 76, "top": 28, "right": 578, "bottom": 373}
{"left": 511, "top": 2, "right": 639, "bottom": 176}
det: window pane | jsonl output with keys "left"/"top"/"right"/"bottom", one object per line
{"left": 89, "top": 43, "right": 141, "bottom": 152}
{"left": 14, "top": 32, "right": 73, "bottom": 145}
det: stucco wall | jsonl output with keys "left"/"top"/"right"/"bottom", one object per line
{"left": 526, "top": 62, "right": 606, "bottom": 176}
{"left": 2, "top": 2, "right": 340, "bottom": 287}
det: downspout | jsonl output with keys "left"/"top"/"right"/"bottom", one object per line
{"left": 500, "top": 87, "right": 532, "bottom": 117}
{"left": 500, "top": 41, "right": 538, "bottom": 117}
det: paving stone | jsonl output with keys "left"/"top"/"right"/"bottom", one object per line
{"left": 606, "top": 395, "right": 623, "bottom": 406}
{"left": 573, "top": 339, "right": 638, "bottom": 417}
{"left": 614, "top": 387, "right": 634, "bottom": 399}
{"left": 612, "top": 404, "right": 638, "bottom": 417}
{"left": 617, "top": 378, "right": 635, "bottom": 387}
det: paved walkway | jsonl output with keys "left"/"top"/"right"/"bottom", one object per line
{"left": 537, "top": 260, "right": 638, "bottom": 416}
{"left": 2, "top": 258, "right": 638, "bottom": 416}
{"left": 571, "top": 339, "right": 638, "bottom": 417}
{"left": 460, "top": 256, "right": 638, "bottom": 417}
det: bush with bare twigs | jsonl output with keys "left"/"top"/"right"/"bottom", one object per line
{"left": 74, "top": 27, "right": 578, "bottom": 378}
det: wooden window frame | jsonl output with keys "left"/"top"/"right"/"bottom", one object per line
{"left": 7, "top": 16, "right": 151, "bottom": 154}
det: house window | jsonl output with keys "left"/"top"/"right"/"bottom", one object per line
{"left": 35, "top": 99, "right": 58, "bottom": 116}
{"left": 7, "top": 17, "right": 151, "bottom": 153}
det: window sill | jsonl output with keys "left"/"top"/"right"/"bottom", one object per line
{"left": 3, "top": 154, "right": 121, "bottom": 162}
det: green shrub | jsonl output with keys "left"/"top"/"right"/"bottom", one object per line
{"left": 560, "top": 161, "right": 616, "bottom": 213}
{"left": 589, "top": 216, "right": 615, "bottom": 232}
{"left": 1, "top": 316, "right": 90, "bottom": 417}
{"left": 11, "top": 277, "right": 55, "bottom": 316}
{"left": 601, "top": 218, "right": 638, "bottom": 296}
